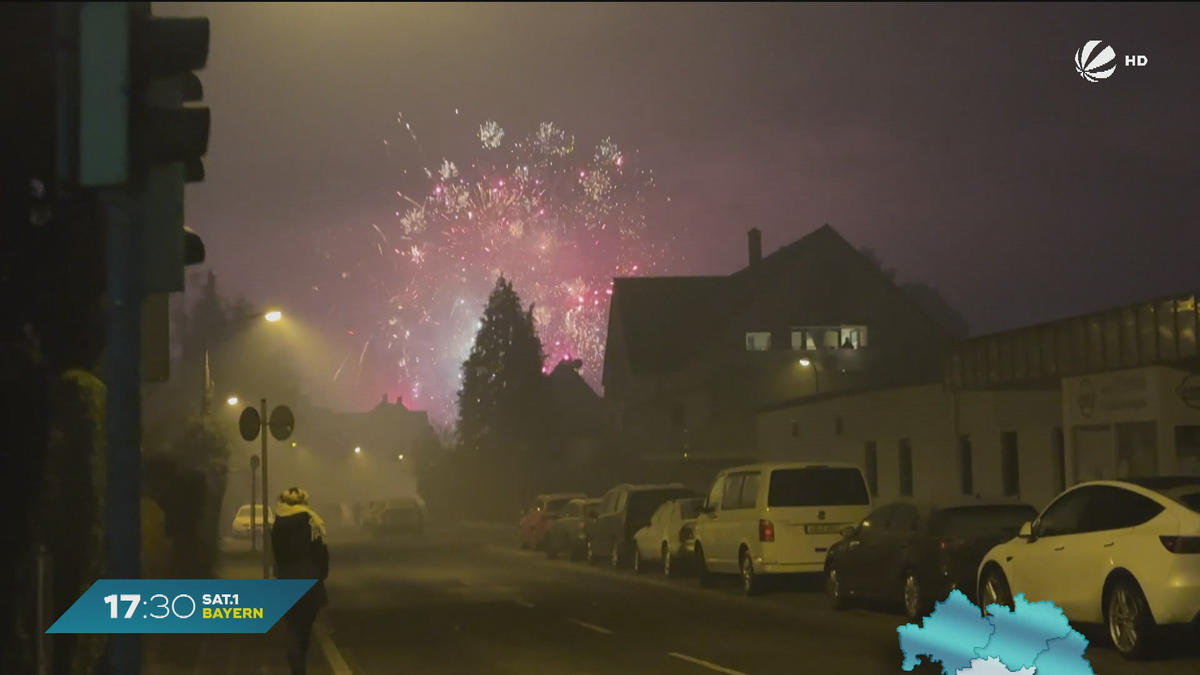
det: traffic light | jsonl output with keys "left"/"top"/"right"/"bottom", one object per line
{"left": 128, "top": 3, "right": 211, "bottom": 292}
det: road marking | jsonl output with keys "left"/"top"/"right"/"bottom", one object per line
{"left": 567, "top": 618, "right": 613, "bottom": 635}
{"left": 669, "top": 652, "right": 747, "bottom": 675}
{"left": 313, "top": 619, "right": 354, "bottom": 675}
{"left": 513, "top": 599, "right": 535, "bottom": 608}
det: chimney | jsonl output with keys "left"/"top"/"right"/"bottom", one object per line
{"left": 382, "top": 393, "right": 389, "bottom": 404}
{"left": 748, "top": 228, "right": 762, "bottom": 266}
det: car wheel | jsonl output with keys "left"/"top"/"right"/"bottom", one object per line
{"left": 903, "top": 569, "right": 927, "bottom": 620}
{"left": 662, "top": 543, "right": 675, "bottom": 578}
{"left": 633, "top": 546, "right": 642, "bottom": 573}
{"left": 1107, "top": 578, "right": 1156, "bottom": 660}
{"left": 740, "top": 550, "right": 763, "bottom": 596}
{"left": 826, "top": 564, "right": 849, "bottom": 610}
{"left": 695, "top": 544, "right": 715, "bottom": 587}
{"left": 610, "top": 541, "right": 622, "bottom": 569}
{"left": 978, "top": 567, "right": 1014, "bottom": 613}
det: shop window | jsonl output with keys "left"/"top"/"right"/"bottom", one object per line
{"left": 745, "top": 332, "right": 771, "bottom": 351}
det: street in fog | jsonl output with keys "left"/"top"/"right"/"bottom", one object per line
{"left": 313, "top": 523, "right": 1196, "bottom": 675}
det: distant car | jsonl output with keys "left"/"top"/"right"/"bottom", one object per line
{"left": 977, "top": 477, "right": 1200, "bottom": 660}
{"left": 545, "top": 498, "right": 602, "bottom": 561}
{"left": 824, "top": 498, "right": 1038, "bottom": 619}
{"left": 693, "top": 462, "right": 872, "bottom": 596}
{"left": 231, "top": 504, "right": 274, "bottom": 539}
{"left": 632, "top": 497, "right": 705, "bottom": 577}
{"left": 587, "top": 483, "right": 697, "bottom": 568}
{"left": 519, "top": 493, "right": 586, "bottom": 550}
{"left": 364, "top": 497, "right": 427, "bottom": 537}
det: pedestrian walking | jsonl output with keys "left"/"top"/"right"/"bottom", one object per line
{"left": 271, "top": 487, "right": 329, "bottom": 675}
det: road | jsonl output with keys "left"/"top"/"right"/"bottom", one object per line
{"left": 318, "top": 522, "right": 1197, "bottom": 675}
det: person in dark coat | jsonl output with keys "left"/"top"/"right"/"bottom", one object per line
{"left": 271, "top": 487, "right": 329, "bottom": 675}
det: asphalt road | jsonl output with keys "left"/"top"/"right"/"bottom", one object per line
{"left": 318, "top": 522, "right": 1197, "bottom": 675}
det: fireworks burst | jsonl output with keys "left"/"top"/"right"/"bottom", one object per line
{"left": 319, "top": 114, "right": 671, "bottom": 424}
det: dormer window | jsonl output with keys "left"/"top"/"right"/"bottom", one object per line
{"left": 745, "top": 332, "right": 771, "bottom": 351}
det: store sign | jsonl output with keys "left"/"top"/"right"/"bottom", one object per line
{"left": 1177, "top": 374, "right": 1200, "bottom": 410}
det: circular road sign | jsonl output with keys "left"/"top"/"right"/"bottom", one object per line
{"left": 269, "top": 405, "right": 295, "bottom": 441}
{"left": 239, "top": 407, "right": 261, "bottom": 442}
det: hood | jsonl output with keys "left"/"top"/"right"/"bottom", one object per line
{"left": 276, "top": 503, "right": 326, "bottom": 541}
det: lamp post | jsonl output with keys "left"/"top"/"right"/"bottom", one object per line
{"left": 201, "top": 310, "right": 282, "bottom": 416}
{"left": 799, "top": 358, "right": 821, "bottom": 395}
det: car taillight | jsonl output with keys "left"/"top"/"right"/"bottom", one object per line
{"left": 679, "top": 525, "right": 694, "bottom": 541}
{"left": 759, "top": 519, "right": 775, "bottom": 543}
{"left": 1160, "top": 536, "right": 1200, "bottom": 554}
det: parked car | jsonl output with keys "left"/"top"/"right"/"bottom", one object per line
{"left": 587, "top": 483, "right": 697, "bottom": 567}
{"left": 977, "top": 476, "right": 1200, "bottom": 660}
{"left": 363, "top": 496, "right": 427, "bottom": 537}
{"left": 519, "top": 493, "right": 586, "bottom": 550}
{"left": 231, "top": 504, "right": 274, "bottom": 539}
{"left": 825, "top": 498, "right": 1038, "bottom": 619}
{"left": 545, "top": 497, "right": 602, "bottom": 561}
{"left": 693, "top": 462, "right": 872, "bottom": 595}
{"left": 631, "top": 497, "right": 705, "bottom": 576}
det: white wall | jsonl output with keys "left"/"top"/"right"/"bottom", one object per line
{"left": 756, "top": 384, "right": 1064, "bottom": 509}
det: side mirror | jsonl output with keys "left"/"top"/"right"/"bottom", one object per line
{"left": 840, "top": 525, "right": 857, "bottom": 539}
{"left": 1018, "top": 521, "right": 1033, "bottom": 539}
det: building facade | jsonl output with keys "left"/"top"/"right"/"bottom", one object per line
{"left": 603, "top": 224, "right": 955, "bottom": 487}
{"left": 757, "top": 293, "right": 1200, "bottom": 509}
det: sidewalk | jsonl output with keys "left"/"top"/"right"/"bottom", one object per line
{"left": 142, "top": 544, "right": 333, "bottom": 675}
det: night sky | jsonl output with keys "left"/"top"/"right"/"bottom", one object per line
{"left": 159, "top": 2, "right": 1200, "bottom": 419}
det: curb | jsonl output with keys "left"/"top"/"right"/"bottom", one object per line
{"left": 313, "top": 618, "right": 353, "bottom": 675}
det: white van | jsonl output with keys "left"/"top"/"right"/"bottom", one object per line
{"left": 692, "top": 461, "right": 872, "bottom": 595}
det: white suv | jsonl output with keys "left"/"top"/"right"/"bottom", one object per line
{"left": 693, "top": 462, "right": 872, "bottom": 595}
{"left": 977, "top": 477, "right": 1200, "bottom": 659}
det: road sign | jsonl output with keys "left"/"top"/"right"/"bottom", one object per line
{"left": 239, "top": 406, "right": 261, "bottom": 442}
{"left": 269, "top": 405, "right": 294, "bottom": 441}
{"left": 1178, "top": 374, "right": 1200, "bottom": 410}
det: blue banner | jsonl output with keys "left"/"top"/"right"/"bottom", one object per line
{"left": 47, "top": 579, "right": 316, "bottom": 634}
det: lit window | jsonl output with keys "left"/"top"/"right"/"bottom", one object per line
{"left": 839, "top": 326, "right": 868, "bottom": 349}
{"left": 745, "top": 332, "right": 771, "bottom": 351}
{"left": 791, "top": 330, "right": 816, "bottom": 350}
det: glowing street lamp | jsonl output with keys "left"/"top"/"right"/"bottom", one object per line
{"left": 397, "top": 454, "right": 404, "bottom": 460}
{"left": 354, "top": 447, "right": 361, "bottom": 454}
{"left": 227, "top": 396, "right": 239, "bottom": 406}
{"left": 798, "top": 358, "right": 820, "bottom": 394}
{"left": 264, "top": 310, "right": 282, "bottom": 323}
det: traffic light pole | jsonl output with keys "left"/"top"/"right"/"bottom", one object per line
{"left": 102, "top": 188, "right": 144, "bottom": 675}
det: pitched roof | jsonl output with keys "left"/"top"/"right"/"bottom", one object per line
{"left": 606, "top": 224, "right": 956, "bottom": 378}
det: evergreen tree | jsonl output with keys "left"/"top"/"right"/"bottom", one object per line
{"left": 456, "top": 277, "right": 546, "bottom": 457}
{"left": 182, "top": 269, "right": 231, "bottom": 362}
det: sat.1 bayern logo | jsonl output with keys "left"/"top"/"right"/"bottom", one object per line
{"left": 1074, "top": 40, "right": 1149, "bottom": 82}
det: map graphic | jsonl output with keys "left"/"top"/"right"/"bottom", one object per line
{"left": 897, "top": 590, "right": 1094, "bottom": 675}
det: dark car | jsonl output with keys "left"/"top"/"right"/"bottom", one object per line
{"left": 824, "top": 498, "right": 1038, "bottom": 619}
{"left": 545, "top": 497, "right": 602, "bottom": 561}
{"left": 586, "top": 483, "right": 697, "bottom": 568}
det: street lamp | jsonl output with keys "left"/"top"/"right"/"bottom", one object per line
{"left": 202, "top": 308, "right": 283, "bottom": 415}
{"left": 799, "top": 358, "right": 821, "bottom": 394}
{"left": 398, "top": 454, "right": 404, "bottom": 460}
{"left": 227, "top": 396, "right": 238, "bottom": 406}
{"left": 354, "top": 447, "right": 361, "bottom": 454}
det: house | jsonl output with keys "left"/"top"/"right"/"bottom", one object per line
{"left": 756, "top": 293, "right": 1200, "bottom": 509}
{"left": 602, "top": 224, "right": 956, "bottom": 488}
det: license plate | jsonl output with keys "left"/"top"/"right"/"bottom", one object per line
{"left": 804, "top": 523, "right": 844, "bottom": 535}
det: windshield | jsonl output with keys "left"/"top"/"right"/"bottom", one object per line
{"left": 237, "top": 506, "right": 266, "bottom": 517}
{"left": 545, "top": 498, "right": 572, "bottom": 513}
{"left": 629, "top": 489, "right": 694, "bottom": 522}
{"left": 935, "top": 505, "right": 1039, "bottom": 538}
{"left": 678, "top": 498, "right": 704, "bottom": 520}
{"left": 767, "top": 468, "right": 870, "bottom": 507}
